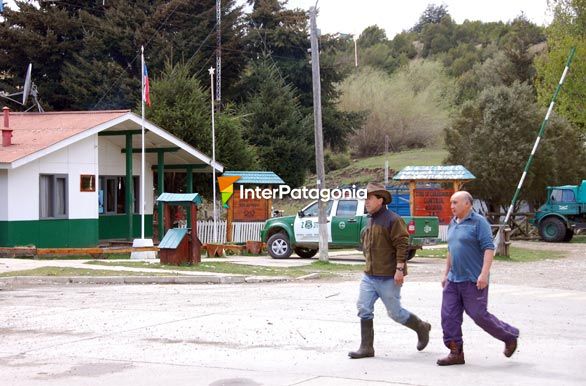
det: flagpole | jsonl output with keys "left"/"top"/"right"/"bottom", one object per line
{"left": 131, "top": 46, "right": 155, "bottom": 260}
{"left": 141, "top": 46, "right": 145, "bottom": 239}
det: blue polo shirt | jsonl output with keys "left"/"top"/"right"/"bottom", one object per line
{"left": 447, "top": 210, "right": 495, "bottom": 283}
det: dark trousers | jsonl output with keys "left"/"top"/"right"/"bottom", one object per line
{"left": 441, "top": 280, "right": 519, "bottom": 348}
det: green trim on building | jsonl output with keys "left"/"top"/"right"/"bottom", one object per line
{"left": 98, "top": 214, "right": 154, "bottom": 240}
{"left": 0, "top": 216, "right": 154, "bottom": 247}
{"left": 0, "top": 219, "right": 99, "bottom": 247}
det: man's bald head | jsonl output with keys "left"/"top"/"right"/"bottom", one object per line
{"left": 450, "top": 191, "right": 474, "bottom": 220}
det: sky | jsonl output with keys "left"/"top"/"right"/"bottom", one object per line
{"left": 3, "top": 1, "right": 552, "bottom": 39}
{"left": 284, "top": 0, "right": 553, "bottom": 38}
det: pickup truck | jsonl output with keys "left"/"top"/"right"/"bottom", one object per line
{"left": 260, "top": 198, "right": 439, "bottom": 259}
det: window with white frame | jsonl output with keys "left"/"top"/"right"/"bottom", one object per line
{"left": 39, "top": 174, "right": 68, "bottom": 219}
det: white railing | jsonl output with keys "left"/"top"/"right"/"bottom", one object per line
{"left": 193, "top": 220, "right": 264, "bottom": 244}
{"left": 439, "top": 225, "right": 448, "bottom": 242}
{"left": 232, "top": 222, "right": 264, "bottom": 242}
{"left": 196, "top": 220, "right": 227, "bottom": 244}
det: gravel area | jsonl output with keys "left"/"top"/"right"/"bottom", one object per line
{"left": 401, "top": 240, "right": 586, "bottom": 291}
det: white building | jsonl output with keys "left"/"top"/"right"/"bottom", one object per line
{"left": 0, "top": 108, "right": 222, "bottom": 248}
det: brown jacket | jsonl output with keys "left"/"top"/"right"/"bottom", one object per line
{"left": 362, "top": 206, "right": 409, "bottom": 276}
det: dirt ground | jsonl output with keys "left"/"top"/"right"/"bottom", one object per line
{"left": 400, "top": 240, "right": 586, "bottom": 291}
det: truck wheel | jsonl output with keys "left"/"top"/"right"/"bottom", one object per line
{"left": 539, "top": 217, "right": 566, "bottom": 242}
{"left": 406, "top": 248, "right": 417, "bottom": 261}
{"left": 294, "top": 247, "right": 318, "bottom": 259}
{"left": 563, "top": 228, "right": 574, "bottom": 242}
{"left": 267, "top": 233, "right": 293, "bottom": 259}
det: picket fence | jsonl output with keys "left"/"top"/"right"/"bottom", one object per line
{"left": 195, "top": 221, "right": 263, "bottom": 244}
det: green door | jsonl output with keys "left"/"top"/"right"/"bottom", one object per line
{"left": 331, "top": 200, "right": 361, "bottom": 246}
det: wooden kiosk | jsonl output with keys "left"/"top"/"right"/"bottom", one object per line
{"left": 393, "top": 166, "right": 475, "bottom": 224}
{"left": 221, "top": 171, "right": 285, "bottom": 244}
{"left": 157, "top": 193, "right": 203, "bottom": 265}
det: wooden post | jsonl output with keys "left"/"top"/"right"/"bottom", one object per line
{"left": 125, "top": 134, "right": 134, "bottom": 240}
{"left": 190, "top": 202, "right": 201, "bottom": 264}
{"left": 186, "top": 166, "right": 193, "bottom": 226}
{"left": 157, "top": 151, "right": 165, "bottom": 241}
{"left": 409, "top": 181, "right": 416, "bottom": 216}
{"left": 226, "top": 192, "right": 234, "bottom": 242}
{"left": 163, "top": 204, "right": 172, "bottom": 233}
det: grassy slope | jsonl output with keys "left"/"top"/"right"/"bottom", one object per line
{"left": 275, "top": 148, "right": 448, "bottom": 215}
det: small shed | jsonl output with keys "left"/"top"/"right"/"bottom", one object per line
{"left": 157, "top": 192, "right": 203, "bottom": 265}
{"left": 221, "top": 171, "right": 285, "bottom": 242}
{"left": 393, "top": 165, "right": 475, "bottom": 224}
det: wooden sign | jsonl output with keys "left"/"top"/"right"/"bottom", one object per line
{"left": 413, "top": 189, "right": 453, "bottom": 224}
{"left": 230, "top": 193, "right": 269, "bottom": 222}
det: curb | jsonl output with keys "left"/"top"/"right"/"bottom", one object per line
{"left": 0, "top": 275, "right": 291, "bottom": 288}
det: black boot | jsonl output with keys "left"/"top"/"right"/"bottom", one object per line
{"left": 348, "top": 319, "right": 375, "bottom": 359}
{"left": 403, "top": 314, "right": 431, "bottom": 351}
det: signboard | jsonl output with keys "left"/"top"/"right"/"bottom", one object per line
{"left": 230, "top": 194, "right": 269, "bottom": 222}
{"left": 413, "top": 189, "right": 453, "bottom": 224}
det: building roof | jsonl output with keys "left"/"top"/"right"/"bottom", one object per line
{"left": 0, "top": 110, "right": 223, "bottom": 172}
{"left": 157, "top": 193, "right": 203, "bottom": 205}
{"left": 222, "top": 171, "right": 285, "bottom": 185}
{"left": 0, "top": 110, "right": 128, "bottom": 164}
{"left": 393, "top": 165, "right": 476, "bottom": 181}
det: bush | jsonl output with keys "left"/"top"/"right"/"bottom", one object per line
{"left": 338, "top": 62, "right": 454, "bottom": 156}
{"left": 324, "top": 149, "right": 351, "bottom": 172}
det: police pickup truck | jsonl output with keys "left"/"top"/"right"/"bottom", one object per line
{"left": 260, "top": 199, "right": 439, "bottom": 259}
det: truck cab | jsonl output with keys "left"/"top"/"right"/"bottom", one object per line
{"left": 533, "top": 180, "right": 586, "bottom": 242}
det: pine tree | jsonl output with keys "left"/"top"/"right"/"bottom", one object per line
{"left": 240, "top": 57, "right": 312, "bottom": 187}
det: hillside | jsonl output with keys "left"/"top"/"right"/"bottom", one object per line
{"left": 274, "top": 148, "right": 448, "bottom": 215}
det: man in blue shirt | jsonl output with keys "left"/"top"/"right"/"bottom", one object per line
{"left": 437, "top": 191, "right": 519, "bottom": 366}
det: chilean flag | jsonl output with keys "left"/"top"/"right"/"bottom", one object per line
{"left": 143, "top": 63, "right": 151, "bottom": 107}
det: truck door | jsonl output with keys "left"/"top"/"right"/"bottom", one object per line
{"left": 331, "top": 199, "right": 361, "bottom": 246}
{"left": 293, "top": 200, "right": 333, "bottom": 244}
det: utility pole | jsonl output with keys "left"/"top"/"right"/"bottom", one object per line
{"left": 384, "top": 135, "right": 389, "bottom": 185}
{"left": 309, "top": 6, "right": 328, "bottom": 262}
{"left": 354, "top": 35, "right": 358, "bottom": 67}
{"left": 209, "top": 67, "right": 218, "bottom": 243}
{"left": 215, "top": 0, "right": 222, "bottom": 106}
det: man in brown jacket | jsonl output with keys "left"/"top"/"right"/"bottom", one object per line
{"left": 349, "top": 182, "right": 431, "bottom": 359}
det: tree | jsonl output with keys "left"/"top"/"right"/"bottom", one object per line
{"left": 143, "top": 61, "right": 256, "bottom": 171}
{"left": 454, "top": 50, "right": 518, "bottom": 104}
{"left": 535, "top": 0, "right": 586, "bottom": 132}
{"left": 338, "top": 62, "right": 453, "bottom": 156}
{"left": 445, "top": 82, "right": 586, "bottom": 211}
{"left": 358, "top": 25, "right": 388, "bottom": 48}
{"left": 243, "top": 0, "right": 362, "bottom": 151}
{"left": 499, "top": 14, "right": 546, "bottom": 84}
{"left": 411, "top": 4, "right": 450, "bottom": 33}
{"left": 0, "top": 0, "right": 247, "bottom": 110}
{"left": 420, "top": 16, "right": 457, "bottom": 57}
{"left": 240, "top": 58, "right": 312, "bottom": 187}
{"left": 0, "top": 1, "right": 87, "bottom": 110}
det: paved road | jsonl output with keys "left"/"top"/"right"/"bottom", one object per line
{"left": 1, "top": 279, "right": 585, "bottom": 385}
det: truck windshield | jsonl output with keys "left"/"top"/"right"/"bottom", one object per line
{"left": 551, "top": 189, "right": 576, "bottom": 203}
